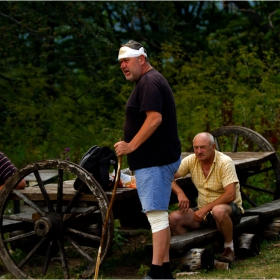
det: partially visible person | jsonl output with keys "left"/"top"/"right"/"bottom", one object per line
{"left": 114, "top": 40, "right": 181, "bottom": 279}
{"left": 169, "top": 132, "right": 244, "bottom": 263}
{"left": 0, "top": 152, "right": 26, "bottom": 190}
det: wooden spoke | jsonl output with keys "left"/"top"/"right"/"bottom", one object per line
{"left": 42, "top": 239, "right": 53, "bottom": 276}
{"left": 34, "top": 170, "right": 55, "bottom": 212}
{"left": 67, "top": 227, "right": 101, "bottom": 242}
{"left": 4, "top": 231, "right": 36, "bottom": 243}
{"left": 12, "top": 189, "right": 46, "bottom": 216}
{"left": 65, "top": 234, "right": 94, "bottom": 262}
{"left": 18, "top": 236, "right": 47, "bottom": 269}
{"left": 56, "top": 169, "right": 64, "bottom": 213}
{"left": 57, "top": 239, "right": 70, "bottom": 279}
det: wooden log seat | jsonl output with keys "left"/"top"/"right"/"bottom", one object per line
{"left": 244, "top": 199, "right": 280, "bottom": 222}
{"left": 236, "top": 233, "right": 260, "bottom": 258}
{"left": 145, "top": 215, "right": 259, "bottom": 256}
{"left": 179, "top": 248, "right": 214, "bottom": 272}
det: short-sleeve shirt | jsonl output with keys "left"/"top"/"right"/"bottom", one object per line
{"left": 124, "top": 69, "right": 181, "bottom": 170}
{"left": 0, "top": 152, "right": 17, "bottom": 186}
{"left": 178, "top": 150, "right": 244, "bottom": 213}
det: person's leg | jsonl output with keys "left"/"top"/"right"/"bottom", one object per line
{"left": 169, "top": 208, "right": 201, "bottom": 236}
{"left": 212, "top": 204, "right": 233, "bottom": 243}
{"left": 212, "top": 204, "right": 235, "bottom": 262}
{"left": 136, "top": 159, "right": 180, "bottom": 279}
{"left": 152, "top": 227, "right": 170, "bottom": 278}
{"left": 144, "top": 211, "right": 170, "bottom": 279}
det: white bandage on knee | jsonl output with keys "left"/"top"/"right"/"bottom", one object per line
{"left": 146, "top": 210, "right": 169, "bottom": 233}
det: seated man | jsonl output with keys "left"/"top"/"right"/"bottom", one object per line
{"left": 0, "top": 151, "right": 26, "bottom": 190}
{"left": 169, "top": 132, "right": 244, "bottom": 263}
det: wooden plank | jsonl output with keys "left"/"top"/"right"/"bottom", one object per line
{"left": 145, "top": 215, "right": 259, "bottom": 256}
{"left": 11, "top": 185, "right": 98, "bottom": 202}
{"left": 24, "top": 170, "right": 58, "bottom": 183}
{"left": 244, "top": 199, "right": 280, "bottom": 222}
{"left": 10, "top": 184, "right": 136, "bottom": 203}
{"left": 169, "top": 228, "right": 219, "bottom": 255}
{"left": 181, "top": 151, "right": 276, "bottom": 170}
{"left": 234, "top": 215, "right": 259, "bottom": 234}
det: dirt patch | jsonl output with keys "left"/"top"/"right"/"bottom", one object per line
{"left": 0, "top": 230, "right": 152, "bottom": 279}
{"left": 99, "top": 230, "right": 152, "bottom": 279}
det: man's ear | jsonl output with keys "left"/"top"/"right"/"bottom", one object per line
{"left": 139, "top": 55, "right": 146, "bottom": 65}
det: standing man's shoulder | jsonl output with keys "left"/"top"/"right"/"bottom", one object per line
{"left": 144, "top": 69, "right": 169, "bottom": 84}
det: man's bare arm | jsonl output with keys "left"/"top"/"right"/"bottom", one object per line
{"left": 114, "top": 110, "right": 162, "bottom": 156}
{"left": 194, "top": 183, "right": 237, "bottom": 221}
{"left": 172, "top": 172, "right": 190, "bottom": 212}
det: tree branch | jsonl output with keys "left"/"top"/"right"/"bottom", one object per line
{"left": 268, "top": 10, "right": 277, "bottom": 29}
{"left": 0, "top": 11, "right": 54, "bottom": 38}
{"left": 230, "top": 1, "right": 272, "bottom": 33}
{"left": 0, "top": 74, "right": 20, "bottom": 95}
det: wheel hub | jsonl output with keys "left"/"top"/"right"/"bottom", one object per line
{"left": 34, "top": 212, "right": 63, "bottom": 237}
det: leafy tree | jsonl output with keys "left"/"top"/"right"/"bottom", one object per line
{"left": 0, "top": 1, "right": 280, "bottom": 168}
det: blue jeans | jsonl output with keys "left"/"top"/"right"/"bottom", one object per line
{"left": 135, "top": 158, "right": 181, "bottom": 213}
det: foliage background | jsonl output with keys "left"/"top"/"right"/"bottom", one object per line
{"left": 1, "top": 1, "right": 280, "bottom": 168}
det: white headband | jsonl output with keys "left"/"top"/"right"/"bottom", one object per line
{"left": 118, "top": 46, "right": 147, "bottom": 60}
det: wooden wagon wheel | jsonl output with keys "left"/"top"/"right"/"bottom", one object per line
{"left": 0, "top": 159, "right": 114, "bottom": 279}
{"left": 209, "top": 126, "right": 280, "bottom": 208}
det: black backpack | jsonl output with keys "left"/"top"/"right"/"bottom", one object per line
{"left": 74, "top": 145, "right": 118, "bottom": 192}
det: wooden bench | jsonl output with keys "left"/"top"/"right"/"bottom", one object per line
{"left": 150, "top": 151, "right": 280, "bottom": 256}
{"left": 145, "top": 215, "right": 259, "bottom": 256}
{"left": 153, "top": 200, "right": 280, "bottom": 257}
{"left": 244, "top": 199, "right": 280, "bottom": 222}
{"left": 166, "top": 199, "right": 280, "bottom": 257}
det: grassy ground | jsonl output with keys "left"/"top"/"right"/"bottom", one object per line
{"left": 175, "top": 238, "right": 280, "bottom": 279}
{"left": 0, "top": 231, "right": 280, "bottom": 279}
{"left": 99, "top": 233, "right": 280, "bottom": 279}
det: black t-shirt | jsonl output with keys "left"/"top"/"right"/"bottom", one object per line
{"left": 124, "top": 69, "right": 181, "bottom": 170}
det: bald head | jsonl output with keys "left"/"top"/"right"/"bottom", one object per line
{"left": 193, "top": 132, "right": 215, "bottom": 146}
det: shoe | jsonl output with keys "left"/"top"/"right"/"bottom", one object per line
{"left": 218, "top": 247, "right": 235, "bottom": 263}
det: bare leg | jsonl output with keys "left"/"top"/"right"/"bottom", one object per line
{"left": 169, "top": 208, "right": 200, "bottom": 236}
{"left": 212, "top": 204, "right": 233, "bottom": 243}
{"left": 152, "top": 227, "right": 170, "bottom": 265}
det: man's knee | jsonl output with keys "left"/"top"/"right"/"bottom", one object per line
{"left": 168, "top": 211, "right": 179, "bottom": 227}
{"left": 147, "top": 210, "right": 169, "bottom": 233}
{"left": 212, "top": 204, "right": 231, "bottom": 222}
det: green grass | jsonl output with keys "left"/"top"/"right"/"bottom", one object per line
{"left": 1, "top": 231, "right": 280, "bottom": 279}
{"left": 174, "top": 238, "right": 280, "bottom": 279}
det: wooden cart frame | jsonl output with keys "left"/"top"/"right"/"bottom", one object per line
{"left": 1, "top": 126, "right": 280, "bottom": 279}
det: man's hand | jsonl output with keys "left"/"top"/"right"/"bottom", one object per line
{"left": 193, "top": 207, "right": 209, "bottom": 222}
{"left": 114, "top": 141, "right": 132, "bottom": 156}
{"left": 177, "top": 192, "right": 190, "bottom": 212}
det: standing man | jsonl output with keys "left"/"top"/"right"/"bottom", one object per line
{"left": 114, "top": 40, "right": 181, "bottom": 279}
{"left": 169, "top": 132, "right": 244, "bottom": 263}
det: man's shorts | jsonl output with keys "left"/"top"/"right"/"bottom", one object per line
{"left": 199, "top": 202, "right": 242, "bottom": 229}
{"left": 135, "top": 158, "right": 181, "bottom": 213}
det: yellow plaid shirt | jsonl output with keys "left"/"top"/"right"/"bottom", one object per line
{"left": 178, "top": 150, "right": 244, "bottom": 213}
